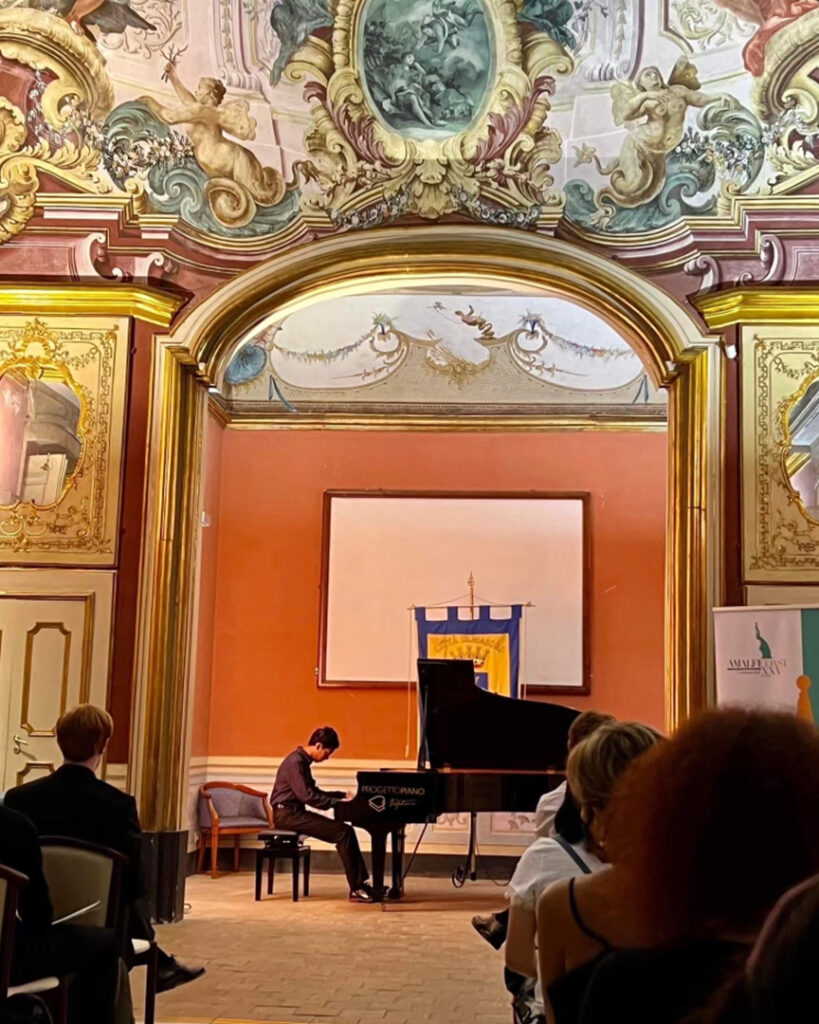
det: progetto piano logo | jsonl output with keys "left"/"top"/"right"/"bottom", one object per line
{"left": 367, "top": 795, "right": 387, "bottom": 812}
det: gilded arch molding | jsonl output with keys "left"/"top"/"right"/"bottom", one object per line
{"left": 133, "top": 225, "right": 723, "bottom": 832}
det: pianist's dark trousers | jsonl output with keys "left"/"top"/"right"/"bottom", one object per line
{"left": 275, "top": 807, "right": 369, "bottom": 891}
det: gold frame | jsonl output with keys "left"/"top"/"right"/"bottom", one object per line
{"left": 0, "top": 288, "right": 182, "bottom": 567}
{"left": 780, "top": 370, "right": 819, "bottom": 528}
{"left": 696, "top": 291, "right": 819, "bottom": 584}
{"left": 132, "top": 225, "right": 722, "bottom": 832}
{"left": 0, "top": 315, "right": 124, "bottom": 565}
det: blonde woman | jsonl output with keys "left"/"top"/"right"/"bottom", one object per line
{"left": 506, "top": 721, "right": 662, "bottom": 1023}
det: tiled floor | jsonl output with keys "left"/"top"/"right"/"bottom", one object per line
{"left": 132, "top": 871, "right": 512, "bottom": 1024}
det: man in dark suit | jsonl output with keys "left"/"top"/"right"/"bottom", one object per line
{"left": 0, "top": 802, "right": 119, "bottom": 1024}
{"left": 4, "top": 705, "right": 203, "bottom": 993}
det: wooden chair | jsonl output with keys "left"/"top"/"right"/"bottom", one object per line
{"left": 197, "top": 782, "right": 273, "bottom": 878}
{"left": 40, "top": 837, "right": 152, "bottom": 1024}
{"left": 0, "top": 861, "right": 61, "bottom": 1014}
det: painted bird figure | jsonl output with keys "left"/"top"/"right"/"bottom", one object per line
{"left": 38, "top": 0, "right": 156, "bottom": 36}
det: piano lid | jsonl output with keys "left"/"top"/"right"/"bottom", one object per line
{"left": 418, "top": 658, "right": 579, "bottom": 772}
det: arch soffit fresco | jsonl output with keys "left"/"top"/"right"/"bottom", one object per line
{"left": 167, "top": 226, "right": 719, "bottom": 391}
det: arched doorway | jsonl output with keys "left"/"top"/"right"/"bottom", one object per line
{"left": 130, "top": 225, "right": 722, "bottom": 839}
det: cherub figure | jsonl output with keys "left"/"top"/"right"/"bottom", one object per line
{"left": 420, "top": 0, "right": 481, "bottom": 54}
{"left": 139, "top": 62, "right": 285, "bottom": 228}
{"left": 574, "top": 59, "right": 737, "bottom": 227}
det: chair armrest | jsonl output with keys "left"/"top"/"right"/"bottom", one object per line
{"left": 198, "top": 789, "right": 220, "bottom": 828}
{"left": 263, "top": 797, "right": 274, "bottom": 827}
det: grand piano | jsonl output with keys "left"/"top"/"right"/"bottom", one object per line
{"left": 334, "top": 659, "right": 578, "bottom": 900}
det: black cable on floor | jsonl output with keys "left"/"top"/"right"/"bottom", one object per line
{"left": 475, "top": 838, "right": 514, "bottom": 887}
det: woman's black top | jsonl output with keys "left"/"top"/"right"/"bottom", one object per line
{"left": 576, "top": 941, "right": 748, "bottom": 1024}
{"left": 546, "top": 877, "right": 749, "bottom": 1024}
{"left": 546, "top": 878, "right": 611, "bottom": 1024}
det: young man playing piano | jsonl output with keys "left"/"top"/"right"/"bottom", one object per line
{"left": 270, "top": 726, "right": 375, "bottom": 902}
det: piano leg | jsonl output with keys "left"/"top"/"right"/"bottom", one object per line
{"left": 388, "top": 826, "right": 405, "bottom": 900}
{"left": 368, "top": 826, "right": 388, "bottom": 901}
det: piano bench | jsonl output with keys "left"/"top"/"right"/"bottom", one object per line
{"left": 255, "top": 832, "right": 311, "bottom": 902}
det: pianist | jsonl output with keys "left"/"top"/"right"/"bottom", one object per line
{"left": 270, "top": 726, "right": 375, "bottom": 903}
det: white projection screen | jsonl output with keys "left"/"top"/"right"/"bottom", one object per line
{"left": 319, "top": 492, "right": 589, "bottom": 693}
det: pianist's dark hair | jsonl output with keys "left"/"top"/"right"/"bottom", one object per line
{"left": 606, "top": 709, "right": 819, "bottom": 946}
{"left": 309, "top": 725, "right": 340, "bottom": 749}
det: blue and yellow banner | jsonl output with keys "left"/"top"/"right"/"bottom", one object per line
{"left": 415, "top": 605, "right": 522, "bottom": 698}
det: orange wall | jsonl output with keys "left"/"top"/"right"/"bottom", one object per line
{"left": 206, "top": 430, "right": 667, "bottom": 760}
{"left": 190, "top": 413, "right": 225, "bottom": 759}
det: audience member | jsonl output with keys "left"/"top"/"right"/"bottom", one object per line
{"left": 472, "top": 711, "right": 616, "bottom": 950}
{"left": 537, "top": 709, "right": 819, "bottom": 1024}
{"left": 686, "top": 873, "right": 819, "bottom": 1024}
{"left": 0, "top": 802, "right": 119, "bottom": 1024}
{"left": 4, "top": 705, "right": 204, "bottom": 993}
{"left": 505, "top": 721, "right": 661, "bottom": 1024}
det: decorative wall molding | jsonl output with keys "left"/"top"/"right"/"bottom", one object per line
{"left": 740, "top": 326, "right": 819, "bottom": 582}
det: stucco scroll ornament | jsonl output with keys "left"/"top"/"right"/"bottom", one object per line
{"left": 279, "top": 0, "right": 572, "bottom": 224}
{"left": 753, "top": 8, "right": 819, "bottom": 184}
{"left": 0, "top": 8, "right": 118, "bottom": 244}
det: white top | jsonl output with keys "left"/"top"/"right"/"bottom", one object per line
{"left": 508, "top": 834, "right": 604, "bottom": 911}
{"left": 533, "top": 780, "right": 567, "bottom": 838}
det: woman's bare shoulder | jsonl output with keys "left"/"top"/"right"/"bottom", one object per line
{"left": 537, "top": 875, "right": 572, "bottom": 917}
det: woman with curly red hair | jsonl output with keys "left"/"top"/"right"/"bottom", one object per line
{"left": 536, "top": 708, "right": 819, "bottom": 1024}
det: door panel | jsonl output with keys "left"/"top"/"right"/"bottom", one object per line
{"left": 0, "top": 571, "right": 113, "bottom": 790}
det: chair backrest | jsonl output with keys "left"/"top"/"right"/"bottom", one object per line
{"left": 199, "top": 782, "right": 270, "bottom": 826}
{"left": 0, "top": 862, "right": 28, "bottom": 999}
{"left": 39, "top": 838, "right": 127, "bottom": 937}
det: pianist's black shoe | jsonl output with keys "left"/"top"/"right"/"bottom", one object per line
{"left": 349, "top": 883, "right": 376, "bottom": 903}
{"left": 472, "top": 913, "right": 506, "bottom": 950}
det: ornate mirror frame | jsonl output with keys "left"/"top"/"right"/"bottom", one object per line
{"left": 0, "top": 313, "right": 131, "bottom": 565}
{"left": 781, "top": 369, "right": 819, "bottom": 528}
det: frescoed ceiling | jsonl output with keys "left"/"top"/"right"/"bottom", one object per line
{"left": 221, "top": 288, "right": 666, "bottom": 418}
{"left": 1, "top": 0, "right": 819, "bottom": 263}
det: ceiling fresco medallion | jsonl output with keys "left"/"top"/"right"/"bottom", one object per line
{"left": 283, "top": 0, "right": 570, "bottom": 223}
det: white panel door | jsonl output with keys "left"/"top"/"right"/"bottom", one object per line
{"left": 0, "top": 571, "right": 114, "bottom": 790}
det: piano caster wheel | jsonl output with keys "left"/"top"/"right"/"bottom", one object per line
{"left": 451, "top": 866, "right": 466, "bottom": 888}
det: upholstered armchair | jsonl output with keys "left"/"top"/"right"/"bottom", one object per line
{"left": 197, "top": 782, "right": 273, "bottom": 878}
